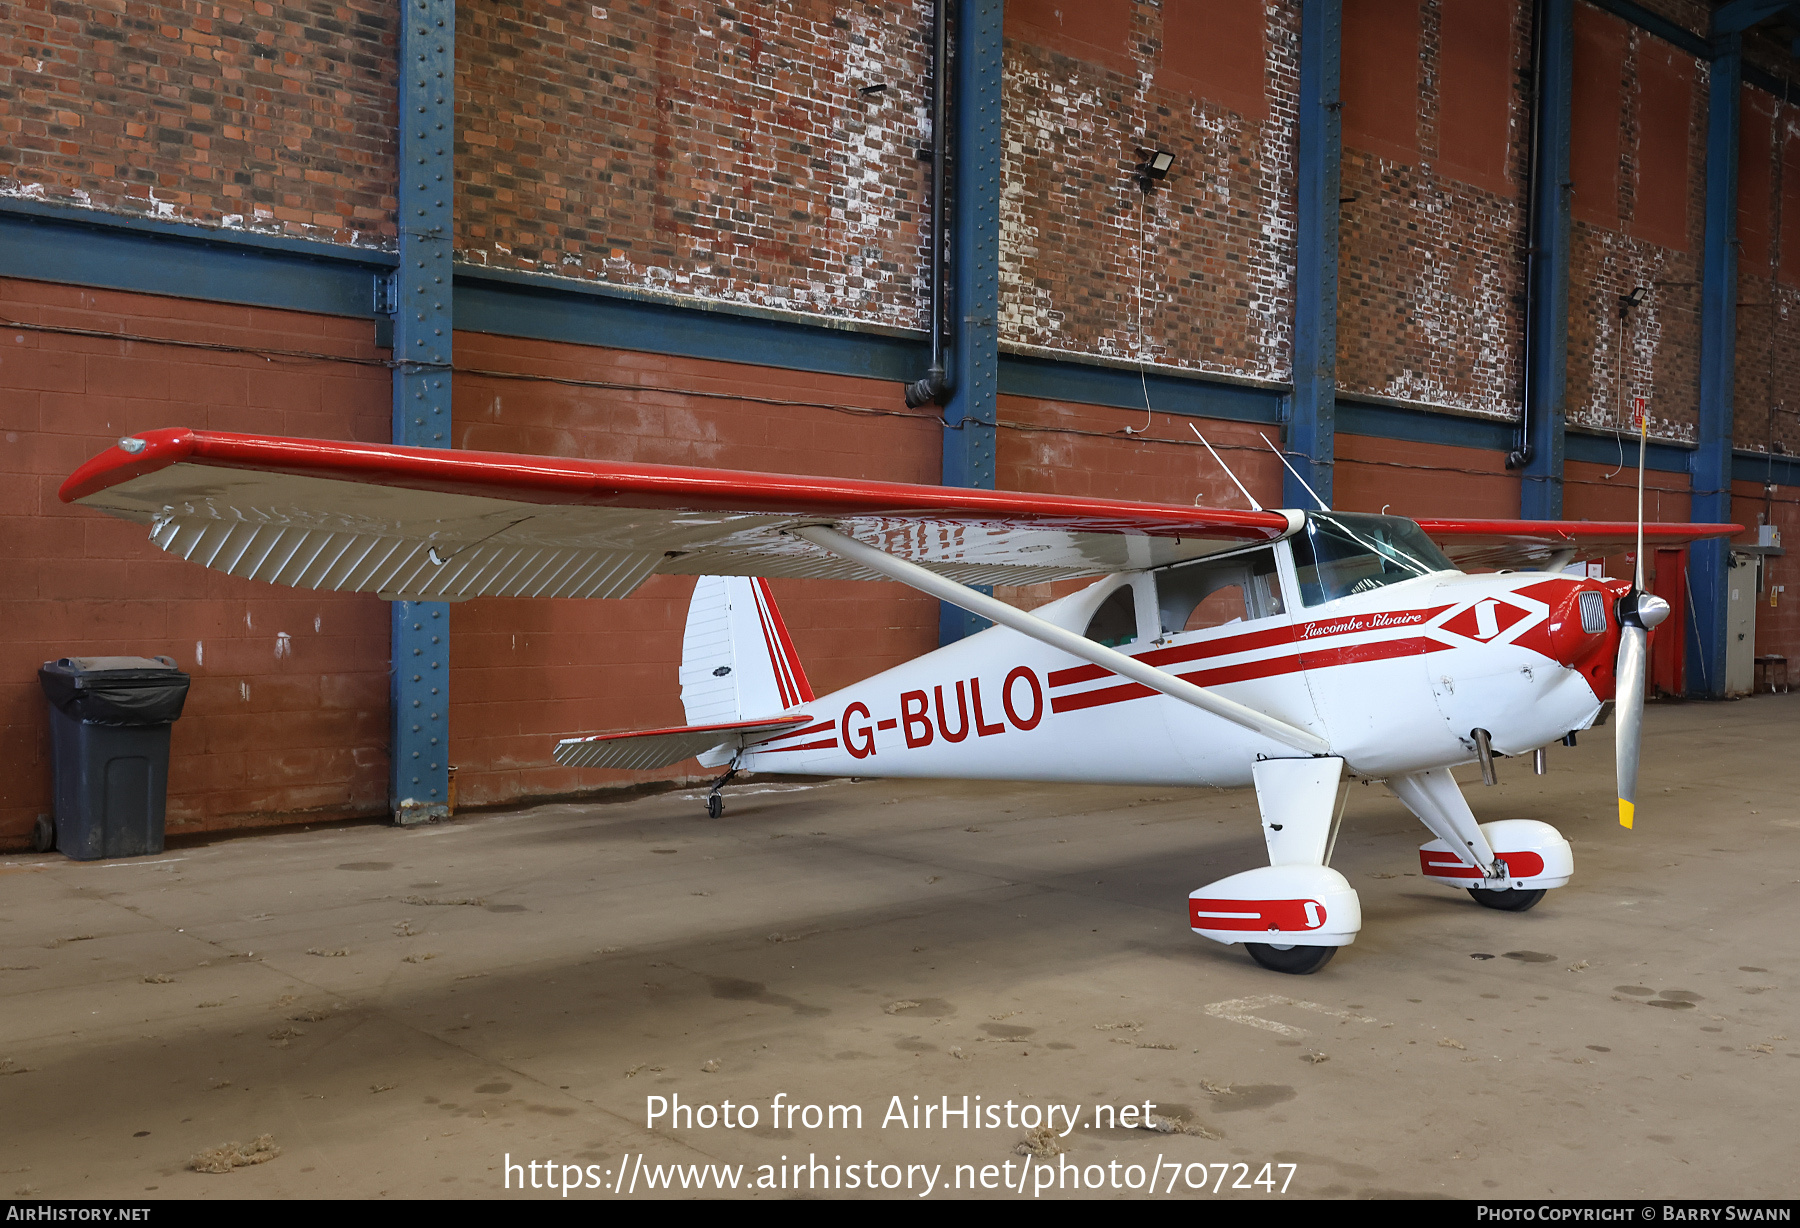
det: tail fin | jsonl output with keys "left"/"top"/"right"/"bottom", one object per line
{"left": 680, "top": 576, "right": 814, "bottom": 725}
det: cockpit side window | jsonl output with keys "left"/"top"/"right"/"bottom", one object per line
{"left": 1287, "top": 513, "right": 1457, "bottom": 607}
{"left": 1156, "top": 549, "right": 1284, "bottom": 634}
{"left": 1083, "top": 583, "right": 1139, "bottom": 647}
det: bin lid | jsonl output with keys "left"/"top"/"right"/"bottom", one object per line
{"left": 39, "top": 656, "right": 190, "bottom": 725}
{"left": 44, "top": 656, "right": 181, "bottom": 677}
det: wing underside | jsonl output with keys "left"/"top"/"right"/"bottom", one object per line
{"left": 1416, "top": 519, "right": 1742, "bottom": 571}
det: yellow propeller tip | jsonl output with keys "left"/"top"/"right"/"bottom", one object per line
{"left": 1618, "top": 799, "right": 1634, "bottom": 829}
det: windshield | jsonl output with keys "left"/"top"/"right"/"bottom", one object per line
{"left": 1288, "top": 513, "right": 1457, "bottom": 607}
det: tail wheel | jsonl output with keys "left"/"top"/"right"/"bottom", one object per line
{"left": 1467, "top": 886, "right": 1546, "bottom": 912}
{"left": 1244, "top": 942, "right": 1337, "bottom": 975}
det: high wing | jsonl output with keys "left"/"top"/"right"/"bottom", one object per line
{"left": 1415, "top": 518, "right": 1743, "bottom": 571}
{"left": 63, "top": 429, "right": 1300, "bottom": 599}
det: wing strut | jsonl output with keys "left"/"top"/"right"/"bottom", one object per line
{"left": 793, "top": 526, "right": 1331, "bottom": 755}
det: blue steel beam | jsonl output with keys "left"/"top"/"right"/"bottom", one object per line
{"left": 0, "top": 199, "right": 395, "bottom": 315}
{"left": 1520, "top": 0, "right": 1574, "bottom": 519}
{"left": 389, "top": 0, "right": 456, "bottom": 823}
{"left": 1712, "top": 0, "right": 1795, "bottom": 36}
{"left": 1288, "top": 0, "right": 1341, "bottom": 510}
{"left": 1690, "top": 34, "right": 1743, "bottom": 698}
{"left": 939, "top": 0, "right": 1004, "bottom": 645}
{"left": 18, "top": 183, "right": 1800, "bottom": 490}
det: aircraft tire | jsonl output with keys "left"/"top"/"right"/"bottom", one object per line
{"left": 1466, "top": 886, "right": 1546, "bottom": 912}
{"left": 1244, "top": 942, "right": 1337, "bottom": 974}
{"left": 706, "top": 794, "right": 724, "bottom": 819}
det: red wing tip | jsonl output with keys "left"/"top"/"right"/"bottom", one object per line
{"left": 59, "top": 428, "right": 200, "bottom": 504}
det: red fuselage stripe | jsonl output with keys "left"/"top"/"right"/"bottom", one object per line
{"left": 756, "top": 719, "right": 837, "bottom": 744}
{"left": 1046, "top": 606, "right": 1455, "bottom": 689}
{"left": 1049, "top": 637, "right": 1451, "bottom": 714}
{"left": 755, "top": 738, "right": 841, "bottom": 754}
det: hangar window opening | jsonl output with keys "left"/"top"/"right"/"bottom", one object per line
{"left": 1156, "top": 549, "right": 1284, "bottom": 634}
{"left": 1289, "top": 513, "right": 1456, "bottom": 607}
{"left": 1084, "top": 584, "right": 1140, "bottom": 647}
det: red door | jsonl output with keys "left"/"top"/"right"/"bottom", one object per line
{"left": 1649, "top": 547, "right": 1687, "bottom": 697}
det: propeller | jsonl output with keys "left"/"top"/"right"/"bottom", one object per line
{"left": 1613, "top": 401, "right": 1671, "bottom": 830}
{"left": 1613, "top": 589, "right": 1669, "bottom": 829}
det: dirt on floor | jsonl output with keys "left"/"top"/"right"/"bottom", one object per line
{"left": 1, "top": 695, "right": 1795, "bottom": 1200}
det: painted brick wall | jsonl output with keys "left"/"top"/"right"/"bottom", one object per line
{"left": 1564, "top": 4, "right": 1707, "bottom": 444}
{"left": 1336, "top": 433, "right": 1521, "bottom": 519}
{"left": 1732, "top": 478, "right": 1800, "bottom": 660}
{"left": 0, "top": 0, "right": 397, "bottom": 243}
{"left": 455, "top": 0, "right": 933, "bottom": 327}
{"left": 0, "top": 277, "right": 391, "bottom": 850}
{"left": 999, "top": 0, "right": 1299, "bottom": 382}
{"left": 1334, "top": 0, "right": 1530, "bottom": 419}
{"left": 1732, "top": 87, "right": 1800, "bottom": 458}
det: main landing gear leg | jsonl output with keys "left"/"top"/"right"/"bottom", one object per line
{"left": 705, "top": 763, "right": 739, "bottom": 819}
{"left": 1389, "top": 767, "right": 1499, "bottom": 874}
{"left": 1189, "top": 756, "right": 1361, "bottom": 974}
{"left": 1389, "top": 768, "right": 1572, "bottom": 910}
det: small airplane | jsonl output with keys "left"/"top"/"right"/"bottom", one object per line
{"left": 63, "top": 425, "right": 1737, "bottom": 973}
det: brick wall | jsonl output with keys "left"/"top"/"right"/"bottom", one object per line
{"left": 999, "top": 0, "right": 1299, "bottom": 381}
{"left": 1563, "top": 4, "right": 1708, "bottom": 444}
{"left": 0, "top": 0, "right": 397, "bottom": 244}
{"left": 0, "top": 276, "right": 392, "bottom": 849}
{"left": 1732, "top": 478, "right": 1800, "bottom": 660}
{"left": 455, "top": 0, "right": 933, "bottom": 327}
{"left": 1336, "top": 433, "right": 1521, "bottom": 519}
{"left": 1733, "top": 87, "right": 1800, "bottom": 457}
{"left": 4, "top": 0, "right": 1797, "bottom": 455}
{"left": 1335, "top": 0, "right": 1530, "bottom": 419}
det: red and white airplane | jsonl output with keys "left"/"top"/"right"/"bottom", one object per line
{"left": 63, "top": 428, "right": 1736, "bottom": 973}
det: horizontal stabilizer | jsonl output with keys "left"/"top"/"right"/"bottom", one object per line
{"left": 553, "top": 714, "right": 812, "bottom": 771}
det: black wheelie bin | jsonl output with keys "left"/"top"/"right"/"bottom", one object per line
{"left": 38, "top": 656, "right": 192, "bottom": 860}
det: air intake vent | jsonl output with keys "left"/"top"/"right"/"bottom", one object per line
{"left": 1578, "top": 589, "right": 1606, "bottom": 634}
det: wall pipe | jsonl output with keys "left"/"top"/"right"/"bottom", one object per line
{"left": 906, "top": 0, "right": 952, "bottom": 409}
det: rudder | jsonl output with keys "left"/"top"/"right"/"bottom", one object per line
{"left": 680, "top": 576, "right": 814, "bottom": 725}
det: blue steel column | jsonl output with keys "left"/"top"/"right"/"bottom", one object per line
{"left": 1521, "top": 0, "right": 1573, "bottom": 520}
{"left": 390, "top": 0, "right": 454, "bottom": 822}
{"left": 1690, "top": 34, "right": 1742, "bottom": 697}
{"left": 939, "top": 0, "right": 1003, "bottom": 644}
{"left": 1287, "top": 0, "right": 1341, "bottom": 510}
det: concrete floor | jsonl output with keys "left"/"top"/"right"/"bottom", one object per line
{"left": 2, "top": 694, "right": 1795, "bottom": 1201}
